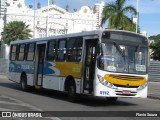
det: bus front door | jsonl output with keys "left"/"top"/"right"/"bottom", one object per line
{"left": 83, "top": 39, "right": 97, "bottom": 94}
{"left": 34, "top": 43, "right": 46, "bottom": 86}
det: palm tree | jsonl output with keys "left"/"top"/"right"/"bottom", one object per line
{"left": 1, "top": 21, "right": 32, "bottom": 45}
{"left": 101, "top": 0, "right": 137, "bottom": 32}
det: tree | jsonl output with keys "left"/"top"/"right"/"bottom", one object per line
{"left": 101, "top": 0, "right": 137, "bottom": 32}
{"left": 149, "top": 34, "right": 160, "bottom": 41}
{"left": 149, "top": 34, "right": 160, "bottom": 61}
{"left": 1, "top": 21, "right": 32, "bottom": 45}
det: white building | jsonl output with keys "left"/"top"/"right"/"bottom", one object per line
{"left": 0, "top": 0, "right": 7, "bottom": 18}
{"left": 0, "top": 0, "right": 105, "bottom": 59}
{"left": 94, "top": 2, "right": 105, "bottom": 29}
{"left": 0, "top": 0, "right": 7, "bottom": 39}
{"left": 2, "top": 0, "right": 105, "bottom": 38}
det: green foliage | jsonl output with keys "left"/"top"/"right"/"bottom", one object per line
{"left": 1, "top": 21, "right": 32, "bottom": 45}
{"left": 101, "top": 0, "right": 137, "bottom": 32}
{"left": 149, "top": 34, "right": 160, "bottom": 41}
{"left": 149, "top": 34, "right": 160, "bottom": 60}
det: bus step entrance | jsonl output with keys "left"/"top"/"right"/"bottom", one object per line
{"left": 35, "top": 85, "right": 42, "bottom": 90}
{"left": 83, "top": 90, "right": 93, "bottom": 95}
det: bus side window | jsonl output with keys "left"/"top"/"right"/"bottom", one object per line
{"left": 26, "top": 43, "right": 35, "bottom": 61}
{"left": 47, "top": 41, "right": 56, "bottom": 61}
{"left": 76, "top": 37, "right": 83, "bottom": 62}
{"left": 18, "top": 44, "right": 25, "bottom": 61}
{"left": 66, "top": 37, "right": 83, "bottom": 62}
{"left": 67, "top": 38, "right": 76, "bottom": 61}
{"left": 10, "top": 45, "right": 18, "bottom": 61}
{"left": 57, "top": 39, "right": 66, "bottom": 61}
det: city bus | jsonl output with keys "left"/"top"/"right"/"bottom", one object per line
{"left": 8, "top": 29, "right": 149, "bottom": 102}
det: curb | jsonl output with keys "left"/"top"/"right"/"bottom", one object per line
{"left": 0, "top": 75, "right": 7, "bottom": 79}
{"left": 148, "top": 95, "right": 160, "bottom": 100}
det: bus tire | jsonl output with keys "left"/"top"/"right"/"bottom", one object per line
{"left": 106, "top": 97, "right": 117, "bottom": 104}
{"left": 21, "top": 74, "right": 28, "bottom": 91}
{"left": 68, "top": 81, "right": 77, "bottom": 102}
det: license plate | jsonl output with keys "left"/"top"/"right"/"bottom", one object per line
{"left": 122, "top": 90, "right": 131, "bottom": 94}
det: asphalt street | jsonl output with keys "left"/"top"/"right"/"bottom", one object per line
{"left": 0, "top": 74, "right": 160, "bottom": 120}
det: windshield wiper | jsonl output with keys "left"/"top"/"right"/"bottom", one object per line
{"left": 136, "top": 45, "right": 141, "bottom": 52}
{"left": 113, "top": 42, "right": 125, "bottom": 57}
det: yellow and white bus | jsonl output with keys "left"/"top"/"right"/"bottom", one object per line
{"left": 8, "top": 29, "right": 149, "bottom": 102}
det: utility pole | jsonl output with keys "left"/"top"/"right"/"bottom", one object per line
{"left": 46, "top": 0, "right": 49, "bottom": 37}
{"left": 136, "top": 0, "right": 139, "bottom": 33}
{"left": 33, "top": 0, "right": 36, "bottom": 38}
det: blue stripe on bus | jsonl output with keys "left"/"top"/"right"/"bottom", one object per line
{"left": 44, "top": 62, "right": 55, "bottom": 75}
{"left": 9, "top": 61, "right": 55, "bottom": 75}
{"left": 9, "top": 61, "right": 34, "bottom": 74}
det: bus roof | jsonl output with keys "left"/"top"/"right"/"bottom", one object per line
{"left": 10, "top": 29, "right": 147, "bottom": 45}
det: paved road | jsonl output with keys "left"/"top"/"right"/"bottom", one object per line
{"left": 0, "top": 76, "right": 160, "bottom": 120}
{"left": 0, "top": 77, "right": 60, "bottom": 120}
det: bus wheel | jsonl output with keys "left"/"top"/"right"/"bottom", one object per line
{"left": 68, "top": 82, "right": 77, "bottom": 102}
{"left": 106, "top": 97, "right": 117, "bottom": 104}
{"left": 21, "top": 75, "right": 28, "bottom": 91}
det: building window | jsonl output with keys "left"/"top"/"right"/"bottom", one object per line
{"left": 26, "top": 43, "right": 35, "bottom": 61}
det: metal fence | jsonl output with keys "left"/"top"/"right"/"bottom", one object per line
{"left": 148, "top": 61, "right": 160, "bottom": 82}
{"left": 0, "top": 58, "right": 8, "bottom": 74}
{"left": 0, "top": 42, "right": 5, "bottom": 58}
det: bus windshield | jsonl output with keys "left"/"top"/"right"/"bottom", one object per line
{"left": 98, "top": 42, "right": 147, "bottom": 74}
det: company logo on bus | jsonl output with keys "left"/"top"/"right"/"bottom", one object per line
{"left": 126, "top": 84, "right": 130, "bottom": 88}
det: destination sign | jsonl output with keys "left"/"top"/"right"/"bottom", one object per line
{"left": 102, "top": 31, "right": 147, "bottom": 44}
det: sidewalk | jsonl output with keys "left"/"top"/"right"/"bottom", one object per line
{"left": 0, "top": 74, "right": 160, "bottom": 100}
{"left": 148, "top": 82, "right": 160, "bottom": 100}
{"left": 0, "top": 74, "right": 7, "bottom": 79}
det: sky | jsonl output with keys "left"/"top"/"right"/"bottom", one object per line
{"left": 25, "top": 0, "right": 160, "bottom": 37}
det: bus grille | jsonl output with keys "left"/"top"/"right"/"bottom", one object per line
{"left": 115, "top": 90, "right": 137, "bottom": 96}
{"left": 113, "top": 84, "right": 139, "bottom": 88}
{"left": 104, "top": 74, "right": 146, "bottom": 87}
{"left": 109, "top": 74, "right": 145, "bottom": 81}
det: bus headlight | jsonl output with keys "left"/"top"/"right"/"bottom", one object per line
{"left": 97, "top": 75, "right": 104, "bottom": 83}
{"left": 97, "top": 75, "right": 116, "bottom": 89}
{"left": 103, "top": 81, "right": 108, "bottom": 86}
{"left": 137, "top": 83, "right": 147, "bottom": 91}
